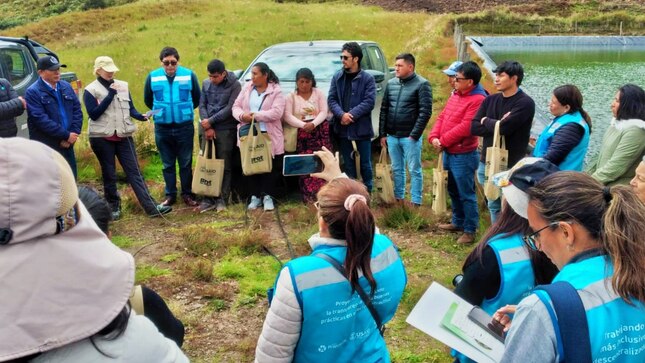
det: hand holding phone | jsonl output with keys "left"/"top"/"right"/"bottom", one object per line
{"left": 283, "top": 154, "right": 323, "bottom": 176}
{"left": 468, "top": 306, "right": 505, "bottom": 342}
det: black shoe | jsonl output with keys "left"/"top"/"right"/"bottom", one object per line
{"left": 160, "top": 196, "right": 176, "bottom": 207}
{"left": 149, "top": 204, "right": 172, "bottom": 218}
{"left": 182, "top": 194, "right": 199, "bottom": 207}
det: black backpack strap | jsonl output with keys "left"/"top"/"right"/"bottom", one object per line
{"left": 315, "top": 253, "right": 385, "bottom": 336}
{"left": 534, "top": 281, "right": 592, "bottom": 363}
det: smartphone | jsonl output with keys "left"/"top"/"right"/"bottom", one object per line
{"left": 467, "top": 306, "right": 505, "bottom": 343}
{"left": 283, "top": 154, "right": 323, "bottom": 176}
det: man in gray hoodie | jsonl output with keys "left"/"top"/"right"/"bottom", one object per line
{"left": 197, "top": 59, "right": 242, "bottom": 212}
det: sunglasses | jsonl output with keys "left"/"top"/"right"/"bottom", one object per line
{"left": 340, "top": 55, "right": 352, "bottom": 61}
{"left": 454, "top": 77, "right": 470, "bottom": 82}
{"left": 162, "top": 60, "right": 178, "bottom": 66}
{"left": 523, "top": 222, "right": 559, "bottom": 250}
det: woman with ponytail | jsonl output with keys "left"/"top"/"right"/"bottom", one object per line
{"left": 533, "top": 84, "right": 591, "bottom": 171}
{"left": 255, "top": 173, "right": 406, "bottom": 362}
{"left": 495, "top": 172, "right": 645, "bottom": 362}
{"left": 588, "top": 84, "right": 645, "bottom": 186}
{"left": 232, "top": 62, "right": 286, "bottom": 211}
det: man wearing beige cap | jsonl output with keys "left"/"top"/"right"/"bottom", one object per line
{"left": 25, "top": 55, "right": 83, "bottom": 178}
{"left": 84, "top": 56, "right": 172, "bottom": 219}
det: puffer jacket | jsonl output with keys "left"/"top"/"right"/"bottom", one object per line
{"left": 379, "top": 73, "right": 432, "bottom": 140}
{"left": 428, "top": 84, "right": 486, "bottom": 154}
{"left": 0, "top": 78, "right": 25, "bottom": 137}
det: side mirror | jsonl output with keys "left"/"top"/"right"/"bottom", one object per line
{"left": 364, "top": 69, "right": 385, "bottom": 83}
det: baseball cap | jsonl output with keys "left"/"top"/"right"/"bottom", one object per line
{"left": 37, "top": 55, "right": 67, "bottom": 71}
{"left": 492, "top": 157, "right": 560, "bottom": 219}
{"left": 93, "top": 56, "right": 119, "bottom": 73}
{"left": 0, "top": 138, "right": 134, "bottom": 361}
{"left": 442, "top": 61, "right": 463, "bottom": 76}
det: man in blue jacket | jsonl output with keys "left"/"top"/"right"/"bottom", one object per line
{"left": 328, "top": 42, "right": 376, "bottom": 192}
{"left": 26, "top": 56, "right": 83, "bottom": 178}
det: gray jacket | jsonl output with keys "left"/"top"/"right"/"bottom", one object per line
{"left": 198, "top": 71, "right": 242, "bottom": 132}
{"left": 0, "top": 78, "right": 25, "bottom": 137}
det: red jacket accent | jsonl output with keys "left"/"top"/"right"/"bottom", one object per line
{"left": 429, "top": 85, "right": 486, "bottom": 154}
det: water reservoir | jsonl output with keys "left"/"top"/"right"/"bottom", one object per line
{"left": 468, "top": 36, "right": 645, "bottom": 164}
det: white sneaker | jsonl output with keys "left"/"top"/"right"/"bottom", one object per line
{"left": 263, "top": 195, "right": 274, "bottom": 211}
{"left": 248, "top": 195, "right": 262, "bottom": 210}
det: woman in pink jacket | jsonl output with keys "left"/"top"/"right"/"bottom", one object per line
{"left": 283, "top": 68, "right": 331, "bottom": 202}
{"left": 232, "top": 62, "right": 286, "bottom": 211}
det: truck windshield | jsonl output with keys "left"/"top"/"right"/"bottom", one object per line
{"left": 245, "top": 47, "right": 342, "bottom": 82}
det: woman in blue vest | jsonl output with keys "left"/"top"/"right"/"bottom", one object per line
{"left": 496, "top": 172, "right": 645, "bottom": 362}
{"left": 533, "top": 84, "right": 591, "bottom": 171}
{"left": 255, "top": 176, "right": 407, "bottom": 362}
{"left": 452, "top": 158, "right": 559, "bottom": 363}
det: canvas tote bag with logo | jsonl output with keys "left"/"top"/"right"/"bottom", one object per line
{"left": 240, "top": 115, "right": 272, "bottom": 176}
{"left": 192, "top": 139, "right": 225, "bottom": 197}
{"left": 484, "top": 121, "right": 508, "bottom": 200}
{"left": 432, "top": 152, "right": 448, "bottom": 214}
{"left": 374, "top": 147, "right": 395, "bottom": 204}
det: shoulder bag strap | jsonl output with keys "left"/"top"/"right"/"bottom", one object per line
{"left": 315, "top": 253, "right": 385, "bottom": 336}
{"left": 534, "top": 281, "right": 592, "bottom": 363}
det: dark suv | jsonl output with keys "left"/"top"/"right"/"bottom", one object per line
{"left": 236, "top": 40, "right": 392, "bottom": 138}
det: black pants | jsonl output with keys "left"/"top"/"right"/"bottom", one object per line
{"left": 90, "top": 136, "right": 158, "bottom": 214}
{"left": 247, "top": 154, "right": 284, "bottom": 198}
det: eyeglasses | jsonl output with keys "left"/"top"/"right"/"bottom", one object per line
{"left": 340, "top": 55, "right": 352, "bottom": 61}
{"left": 162, "top": 60, "right": 178, "bottom": 66}
{"left": 454, "top": 77, "right": 470, "bottom": 82}
{"left": 523, "top": 222, "right": 559, "bottom": 250}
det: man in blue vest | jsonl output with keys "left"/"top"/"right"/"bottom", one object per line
{"left": 25, "top": 56, "right": 83, "bottom": 178}
{"left": 144, "top": 47, "right": 201, "bottom": 207}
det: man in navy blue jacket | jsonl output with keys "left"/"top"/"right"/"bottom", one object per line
{"left": 328, "top": 42, "right": 376, "bottom": 192}
{"left": 26, "top": 56, "right": 83, "bottom": 178}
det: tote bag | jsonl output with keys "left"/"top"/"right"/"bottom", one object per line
{"left": 282, "top": 93, "right": 298, "bottom": 153}
{"left": 484, "top": 121, "right": 508, "bottom": 200}
{"left": 374, "top": 147, "right": 395, "bottom": 204}
{"left": 192, "top": 139, "right": 225, "bottom": 197}
{"left": 240, "top": 115, "right": 273, "bottom": 176}
{"left": 432, "top": 152, "right": 448, "bottom": 214}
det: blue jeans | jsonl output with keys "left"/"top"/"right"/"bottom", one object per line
{"left": 387, "top": 135, "right": 423, "bottom": 204}
{"left": 444, "top": 151, "right": 479, "bottom": 233}
{"left": 154, "top": 122, "right": 195, "bottom": 198}
{"left": 340, "top": 138, "right": 373, "bottom": 192}
{"left": 90, "top": 136, "right": 159, "bottom": 214}
{"left": 477, "top": 161, "right": 501, "bottom": 223}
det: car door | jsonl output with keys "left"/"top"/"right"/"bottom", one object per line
{"left": 0, "top": 45, "right": 36, "bottom": 138}
{"left": 362, "top": 44, "right": 389, "bottom": 137}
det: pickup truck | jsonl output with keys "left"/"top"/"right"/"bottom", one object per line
{"left": 0, "top": 36, "right": 81, "bottom": 137}
{"left": 235, "top": 40, "right": 393, "bottom": 140}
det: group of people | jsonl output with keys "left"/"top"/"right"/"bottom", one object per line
{"left": 1, "top": 40, "right": 645, "bottom": 363}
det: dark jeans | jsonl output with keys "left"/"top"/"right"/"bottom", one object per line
{"left": 154, "top": 122, "right": 194, "bottom": 198}
{"left": 444, "top": 150, "right": 480, "bottom": 233}
{"left": 339, "top": 138, "right": 373, "bottom": 192}
{"left": 54, "top": 145, "right": 77, "bottom": 180}
{"left": 247, "top": 154, "right": 284, "bottom": 198}
{"left": 199, "top": 128, "right": 236, "bottom": 202}
{"left": 90, "top": 137, "right": 158, "bottom": 214}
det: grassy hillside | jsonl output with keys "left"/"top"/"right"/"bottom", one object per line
{"left": 5, "top": 1, "right": 471, "bottom": 362}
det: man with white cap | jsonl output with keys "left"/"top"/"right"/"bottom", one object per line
{"left": 25, "top": 55, "right": 83, "bottom": 178}
{"left": 0, "top": 137, "right": 187, "bottom": 362}
{"left": 84, "top": 56, "right": 172, "bottom": 220}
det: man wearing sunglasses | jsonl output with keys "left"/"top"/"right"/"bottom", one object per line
{"left": 144, "top": 47, "right": 201, "bottom": 208}
{"left": 428, "top": 61, "right": 488, "bottom": 244}
{"left": 328, "top": 42, "right": 376, "bottom": 192}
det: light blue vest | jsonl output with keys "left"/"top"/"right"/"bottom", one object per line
{"left": 150, "top": 66, "right": 194, "bottom": 124}
{"left": 533, "top": 111, "right": 590, "bottom": 171}
{"left": 534, "top": 255, "right": 645, "bottom": 363}
{"left": 480, "top": 234, "right": 535, "bottom": 315}
{"left": 282, "top": 234, "right": 406, "bottom": 362}
{"left": 454, "top": 234, "right": 536, "bottom": 363}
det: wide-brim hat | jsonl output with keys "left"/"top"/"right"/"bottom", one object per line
{"left": 492, "top": 157, "right": 560, "bottom": 219}
{"left": 0, "top": 138, "right": 134, "bottom": 360}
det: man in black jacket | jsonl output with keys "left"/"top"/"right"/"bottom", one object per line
{"left": 379, "top": 53, "right": 432, "bottom": 206}
{"left": 0, "top": 78, "right": 26, "bottom": 137}
{"left": 470, "top": 60, "right": 535, "bottom": 223}
{"left": 197, "top": 59, "right": 242, "bottom": 212}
